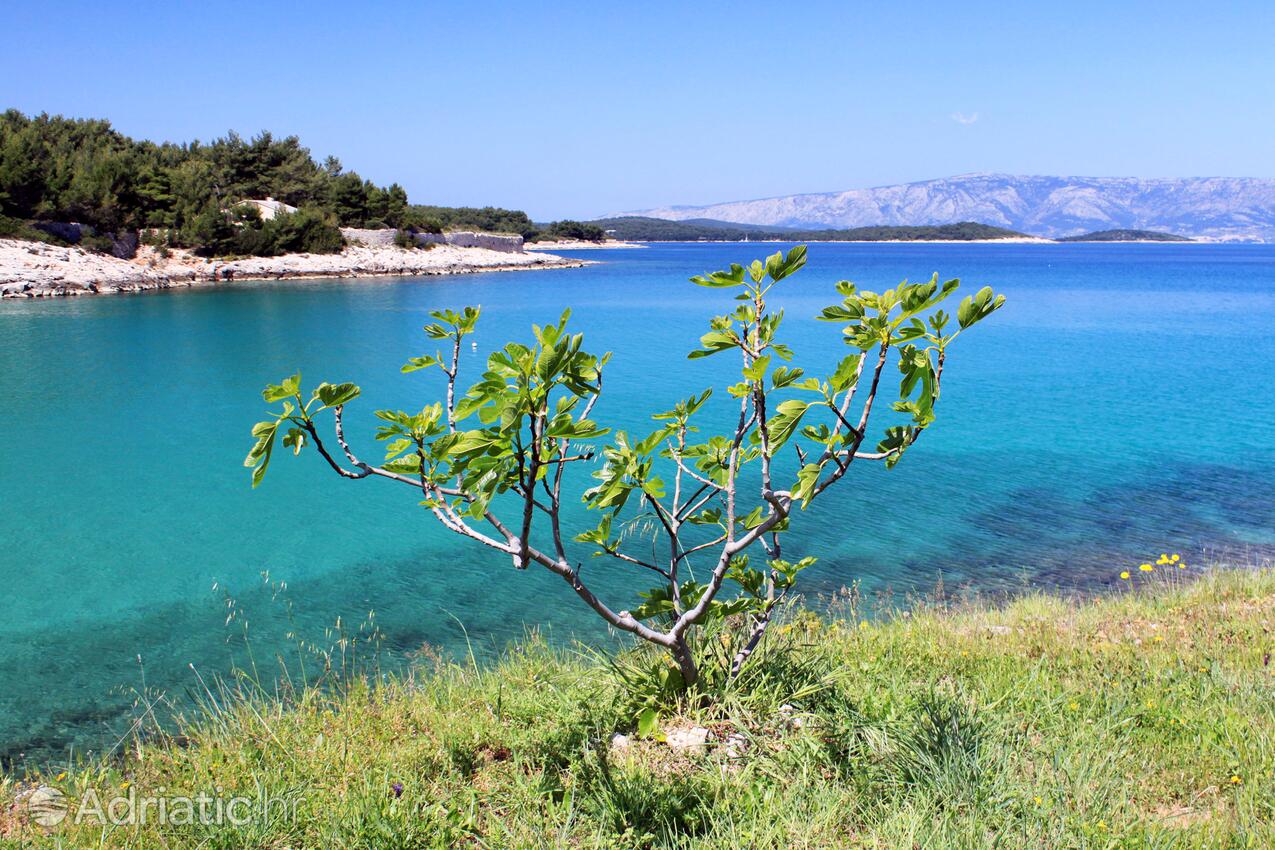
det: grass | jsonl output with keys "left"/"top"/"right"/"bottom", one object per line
{"left": 3, "top": 566, "right": 1273, "bottom": 848}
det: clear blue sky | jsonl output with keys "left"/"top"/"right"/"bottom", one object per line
{"left": 4, "top": 1, "right": 1272, "bottom": 219}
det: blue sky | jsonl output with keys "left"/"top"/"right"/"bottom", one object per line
{"left": 4, "top": 1, "right": 1273, "bottom": 219}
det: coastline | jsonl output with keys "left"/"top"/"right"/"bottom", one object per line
{"left": 525, "top": 239, "right": 645, "bottom": 250}
{"left": 619, "top": 237, "right": 1235, "bottom": 245}
{"left": 0, "top": 239, "right": 591, "bottom": 299}
{"left": 634, "top": 237, "right": 1055, "bottom": 245}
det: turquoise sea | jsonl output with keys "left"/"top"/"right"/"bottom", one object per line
{"left": 2, "top": 242, "right": 1274, "bottom": 763}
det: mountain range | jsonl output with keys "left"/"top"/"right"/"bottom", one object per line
{"left": 619, "top": 174, "right": 1275, "bottom": 241}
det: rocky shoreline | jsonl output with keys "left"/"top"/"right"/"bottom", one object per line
{"left": 0, "top": 239, "right": 590, "bottom": 299}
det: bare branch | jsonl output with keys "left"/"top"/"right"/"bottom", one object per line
{"left": 600, "top": 548, "right": 672, "bottom": 580}
{"left": 729, "top": 584, "right": 790, "bottom": 677}
{"left": 674, "top": 533, "right": 728, "bottom": 565}
{"left": 666, "top": 449, "right": 725, "bottom": 491}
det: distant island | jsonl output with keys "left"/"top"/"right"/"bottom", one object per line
{"left": 618, "top": 173, "right": 1275, "bottom": 242}
{"left": 589, "top": 217, "right": 1035, "bottom": 242}
{"left": 1056, "top": 229, "right": 1192, "bottom": 242}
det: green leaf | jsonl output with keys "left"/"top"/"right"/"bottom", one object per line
{"left": 765, "top": 399, "right": 811, "bottom": 453}
{"left": 384, "top": 437, "right": 413, "bottom": 460}
{"left": 315, "top": 382, "right": 360, "bottom": 409}
{"left": 765, "top": 245, "right": 807, "bottom": 282}
{"left": 688, "top": 330, "right": 738, "bottom": 359}
{"left": 771, "top": 366, "right": 805, "bottom": 389}
{"left": 876, "top": 425, "right": 918, "bottom": 468}
{"left": 262, "top": 372, "right": 300, "bottom": 403}
{"left": 957, "top": 286, "right": 1006, "bottom": 329}
{"left": 282, "top": 426, "right": 307, "bottom": 456}
{"left": 448, "top": 430, "right": 494, "bottom": 457}
{"left": 689, "top": 264, "right": 747, "bottom": 288}
{"left": 383, "top": 454, "right": 423, "bottom": 474}
{"left": 743, "top": 354, "right": 770, "bottom": 383}
{"left": 794, "top": 462, "right": 822, "bottom": 507}
{"left": 401, "top": 355, "right": 439, "bottom": 373}
{"left": 830, "top": 354, "right": 863, "bottom": 391}
{"left": 637, "top": 707, "right": 659, "bottom": 738}
{"left": 245, "top": 419, "right": 280, "bottom": 488}
{"left": 817, "top": 302, "right": 865, "bottom": 322}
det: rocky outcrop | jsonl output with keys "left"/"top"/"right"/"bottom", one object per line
{"left": 0, "top": 241, "right": 195, "bottom": 297}
{"left": 622, "top": 174, "right": 1275, "bottom": 241}
{"left": 0, "top": 239, "right": 587, "bottom": 299}
{"left": 30, "top": 222, "right": 140, "bottom": 258}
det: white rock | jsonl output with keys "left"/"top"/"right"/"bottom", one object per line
{"left": 665, "top": 726, "right": 710, "bottom": 755}
{"left": 723, "top": 732, "right": 749, "bottom": 759}
{"left": 0, "top": 238, "right": 587, "bottom": 299}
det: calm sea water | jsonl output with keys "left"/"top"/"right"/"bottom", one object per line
{"left": 2, "top": 242, "right": 1274, "bottom": 763}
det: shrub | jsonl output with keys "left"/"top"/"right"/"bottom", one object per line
{"left": 246, "top": 247, "right": 1003, "bottom": 693}
{"left": 394, "top": 227, "right": 435, "bottom": 250}
{"left": 268, "top": 207, "right": 344, "bottom": 255}
{"left": 0, "top": 214, "right": 62, "bottom": 243}
{"left": 187, "top": 206, "right": 344, "bottom": 257}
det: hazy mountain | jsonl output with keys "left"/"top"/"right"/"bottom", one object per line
{"left": 620, "top": 174, "right": 1275, "bottom": 241}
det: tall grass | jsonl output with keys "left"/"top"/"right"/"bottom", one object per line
{"left": 4, "top": 566, "right": 1273, "bottom": 848}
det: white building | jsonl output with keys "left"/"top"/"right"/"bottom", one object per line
{"left": 234, "top": 197, "right": 298, "bottom": 220}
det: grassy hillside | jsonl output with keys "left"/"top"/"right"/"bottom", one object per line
{"left": 4, "top": 567, "right": 1272, "bottom": 848}
{"left": 1057, "top": 229, "right": 1193, "bottom": 242}
{"left": 593, "top": 217, "right": 1031, "bottom": 243}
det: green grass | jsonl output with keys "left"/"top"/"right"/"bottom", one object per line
{"left": 5, "top": 566, "right": 1274, "bottom": 848}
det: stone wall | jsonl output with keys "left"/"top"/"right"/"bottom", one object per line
{"left": 339, "top": 227, "right": 398, "bottom": 247}
{"left": 341, "top": 227, "right": 524, "bottom": 254}
{"left": 435, "top": 231, "right": 525, "bottom": 253}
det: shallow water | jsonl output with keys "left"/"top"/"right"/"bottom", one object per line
{"left": 2, "top": 242, "right": 1273, "bottom": 762}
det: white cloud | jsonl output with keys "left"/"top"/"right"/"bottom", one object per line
{"left": 951, "top": 112, "right": 979, "bottom": 126}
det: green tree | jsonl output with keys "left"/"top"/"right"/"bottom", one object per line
{"left": 538, "top": 219, "right": 606, "bottom": 242}
{"left": 247, "top": 247, "right": 1004, "bottom": 688}
{"left": 0, "top": 110, "right": 559, "bottom": 253}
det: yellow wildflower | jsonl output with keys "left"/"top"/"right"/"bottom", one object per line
{"left": 1068, "top": 701, "right": 1080, "bottom": 711}
{"left": 1178, "top": 561, "right": 1187, "bottom": 569}
{"left": 1140, "top": 563, "right": 1154, "bottom": 572}
{"left": 1096, "top": 820, "right": 1107, "bottom": 831}
{"left": 1033, "top": 795, "right": 1043, "bottom": 806}
{"left": 1153, "top": 635, "right": 1164, "bottom": 642}
{"left": 1230, "top": 775, "right": 1242, "bottom": 785}
{"left": 1157, "top": 554, "right": 1170, "bottom": 565}
{"left": 1171, "top": 554, "right": 1181, "bottom": 563}
{"left": 121, "top": 781, "right": 130, "bottom": 789}
{"left": 1120, "top": 571, "right": 1131, "bottom": 580}
{"left": 55, "top": 772, "right": 66, "bottom": 781}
